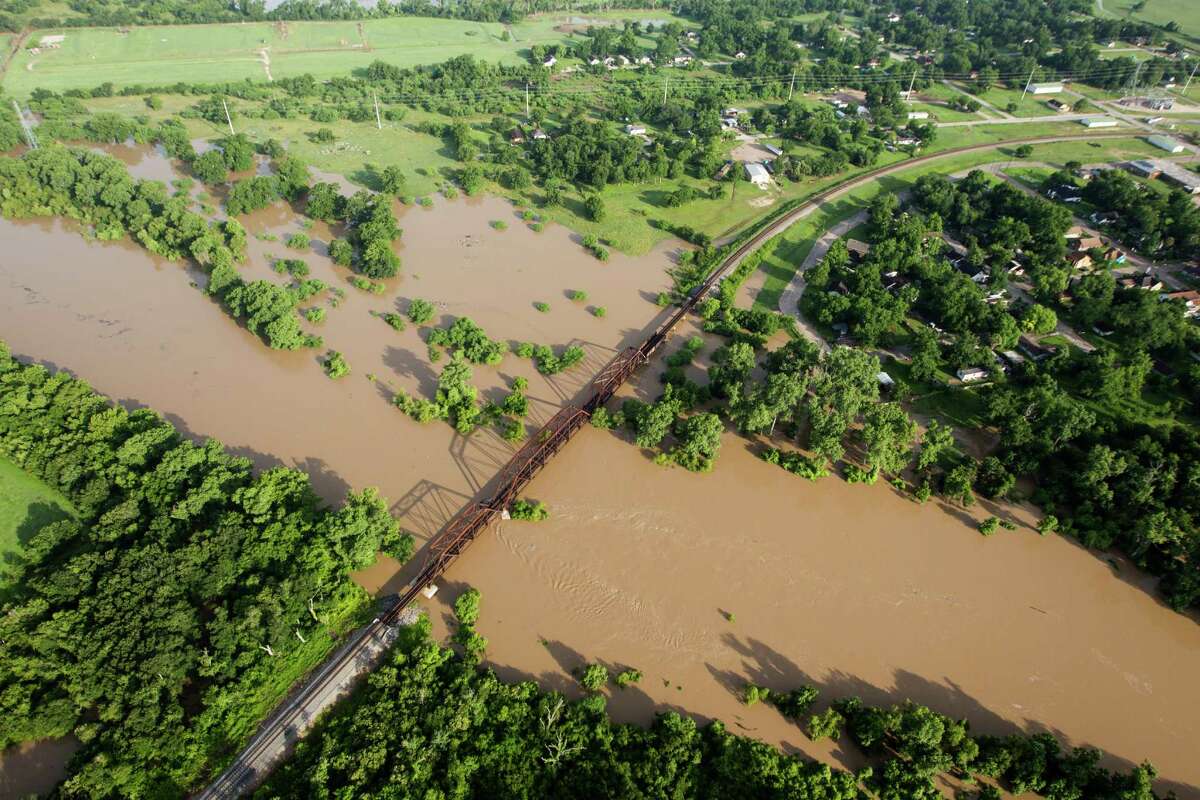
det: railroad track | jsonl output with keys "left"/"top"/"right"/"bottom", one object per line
{"left": 195, "top": 129, "right": 1142, "bottom": 799}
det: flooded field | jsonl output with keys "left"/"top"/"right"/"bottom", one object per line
{"left": 2, "top": 145, "right": 1198, "bottom": 798}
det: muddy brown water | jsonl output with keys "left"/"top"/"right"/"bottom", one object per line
{"left": 1, "top": 147, "right": 1198, "bottom": 797}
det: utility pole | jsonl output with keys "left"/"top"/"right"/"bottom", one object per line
{"left": 373, "top": 91, "right": 382, "bottom": 130}
{"left": 221, "top": 98, "right": 235, "bottom": 136}
{"left": 12, "top": 100, "right": 37, "bottom": 150}
{"left": 788, "top": 68, "right": 796, "bottom": 102}
{"left": 906, "top": 66, "right": 918, "bottom": 101}
{"left": 662, "top": 76, "right": 668, "bottom": 106}
{"left": 1019, "top": 66, "right": 1036, "bottom": 101}
{"left": 1183, "top": 59, "right": 1200, "bottom": 96}
{"left": 525, "top": 81, "right": 530, "bottom": 118}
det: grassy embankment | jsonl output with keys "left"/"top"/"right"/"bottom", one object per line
{"left": 0, "top": 454, "right": 74, "bottom": 589}
{"left": 1093, "top": 0, "right": 1200, "bottom": 40}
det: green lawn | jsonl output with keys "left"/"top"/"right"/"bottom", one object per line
{"left": 0, "top": 455, "right": 74, "bottom": 588}
{"left": 5, "top": 18, "right": 552, "bottom": 97}
{"left": 973, "top": 83, "right": 1067, "bottom": 118}
{"left": 1094, "top": 0, "right": 1200, "bottom": 39}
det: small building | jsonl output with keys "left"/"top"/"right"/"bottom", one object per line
{"left": 907, "top": 110, "right": 929, "bottom": 120}
{"left": 957, "top": 366, "right": 989, "bottom": 383}
{"left": 38, "top": 34, "right": 65, "bottom": 48}
{"left": 1067, "top": 251, "right": 1094, "bottom": 270}
{"left": 1046, "top": 99, "right": 1069, "bottom": 112}
{"left": 763, "top": 143, "right": 784, "bottom": 157}
{"left": 877, "top": 371, "right": 895, "bottom": 388}
{"left": 1073, "top": 236, "right": 1104, "bottom": 252}
{"left": 1127, "top": 159, "right": 1161, "bottom": 179}
{"left": 509, "top": 128, "right": 525, "bottom": 144}
{"left": 887, "top": 12, "right": 901, "bottom": 22}
{"left": 845, "top": 239, "right": 872, "bottom": 262}
{"left": 1146, "top": 135, "right": 1185, "bottom": 154}
{"left": 531, "top": 128, "right": 549, "bottom": 141}
{"left": 1102, "top": 246, "right": 1126, "bottom": 264}
{"left": 734, "top": 51, "right": 746, "bottom": 59}
{"left": 625, "top": 124, "right": 647, "bottom": 136}
{"left": 744, "top": 162, "right": 771, "bottom": 188}
{"left": 1029, "top": 82, "right": 1064, "bottom": 95}
{"left": 1019, "top": 335, "right": 1056, "bottom": 361}
{"left": 1091, "top": 211, "right": 1119, "bottom": 225}
{"left": 1000, "top": 350, "right": 1026, "bottom": 368}
{"left": 1155, "top": 160, "right": 1200, "bottom": 194}
{"left": 713, "top": 161, "right": 733, "bottom": 180}
{"left": 1080, "top": 117, "right": 1117, "bottom": 128}
{"left": 542, "top": 55, "right": 557, "bottom": 68}
{"left": 723, "top": 107, "right": 746, "bottom": 119}
{"left": 1119, "top": 270, "right": 1164, "bottom": 291}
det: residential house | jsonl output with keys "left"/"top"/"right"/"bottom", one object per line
{"left": 1127, "top": 159, "right": 1162, "bottom": 179}
{"left": 1018, "top": 335, "right": 1057, "bottom": 361}
{"left": 845, "top": 239, "right": 872, "bottom": 263}
{"left": 957, "top": 366, "right": 989, "bottom": 383}
{"left": 625, "top": 124, "right": 647, "bottom": 136}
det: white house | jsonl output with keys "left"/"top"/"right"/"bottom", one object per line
{"left": 763, "top": 143, "right": 784, "bottom": 157}
{"left": 542, "top": 55, "right": 557, "bottom": 68}
{"left": 745, "top": 162, "right": 771, "bottom": 188}
{"left": 625, "top": 124, "right": 647, "bottom": 136}
{"left": 1029, "top": 82, "right": 1064, "bottom": 95}
{"left": 907, "top": 110, "right": 929, "bottom": 120}
{"left": 956, "top": 366, "right": 989, "bottom": 383}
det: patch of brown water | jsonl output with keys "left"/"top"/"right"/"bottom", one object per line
{"left": 412, "top": 328, "right": 1200, "bottom": 799}
{"left": 3, "top": 151, "right": 1199, "bottom": 799}
{"left": 0, "top": 736, "right": 80, "bottom": 797}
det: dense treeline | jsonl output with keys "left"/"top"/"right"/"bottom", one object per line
{"left": 0, "top": 342, "right": 411, "bottom": 797}
{"left": 257, "top": 599, "right": 1166, "bottom": 800}
{"left": 0, "top": 145, "right": 327, "bottom": 350}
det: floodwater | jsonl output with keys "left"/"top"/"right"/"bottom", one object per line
{"left": 2, "top": 146, "right": 1199, "bottom": 798}
{"left": 0, "top": 736, "right": 80, "bottom": 797}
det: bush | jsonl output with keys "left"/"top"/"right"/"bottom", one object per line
{"left": 328, "top": 238, "right": 354, "bottom": 267}
{"left": 807, "top": 708, "right": 844, "bottom": 741}
{"left": 979, "top": 516, "right": 1001, "bottom": 536}
{"left": 323, "top": 350, "right": 350, "bottom": 379}
{"left": 534, "top": 301, "right": 550, "bottom": 313}
{"left": 584, "top": 194, "right": 605, "bottom": 222}
{"left": 490, "top": 220, "right": 508, "bottom": 231}
{"left": 509, "top": 498, "right": 549, "bottom": 521}
{"left": 408, "top": 298, "right": 435, "bottom": 325}
{"left": 593, "top": 306, "right": 607, "bottom": 318}
{"left": 579, "top": 664, "right": 609, "bottom": 692}
{"left": 286, "top": 232, "right": 310, "bottom": 250}
{"left": 570, "top": 290, "right": 587, "bottom": 302}
{"left": 350, "top": 276, "right": 385, "bottom": 294}
{"left": 381, "top": 312, "right": 405, "bottom": 331}
{"left": 1037, "top": 515, "right": 1059, "bottom": 535}
{"left": 615, "top": 669, "right": 643, "bottom": 688}
{"left": 654, "top": 292, "right": 672, "bottom": 307}
{"left": 305, "top": 307, "right": 326, "bottom": 324}
{"left": 743, "top": 684, "right": 771, "bottom": 706}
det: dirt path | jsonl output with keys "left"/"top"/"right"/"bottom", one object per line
{"left": 258, "top": 48, "right": 272, "bottom": 81}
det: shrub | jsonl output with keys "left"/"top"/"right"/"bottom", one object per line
{"left": 654, "top": 292, "right": 671, "bottom": 307}
{"left": 509, "top": 499, "right": 549, "bottom": 521}
{"left": 592, "top": 306, "right": 607, "bottom": 318}
{"left": 490, "top": 220, "right": 508, "bottom": 231}
{"left": 286, "top": 232, "right": 310, "bottom": 250}
{"left": 579, "top": 664, "right": 609, "bottom": 692}
{"left": 584, "top": 194, "right": 606, "bottom": 221}
{"left": 743, "top": 684, "right": 771, "bottom": 706}
{"left": 979, "top": 516, "right": 1001, "bottom": 536}
{"left": 323, "top": 350, "right": 350, "bottom": 379}
{"left": 274, "top": 258, "right": 309, "bottom": 278}
{"left": 615, "top": 669, "right": 643, "bottom": 688}
{"left": 807, "top": 708, "right": 844, "bottom": 741}
{"left": 427, "top": 317, "right": 506, "bottom": 365}
{"left": 349, "top": 276, "right": 385, "bottom": 294}
{"left": 305, "top": 307, "right": 326, "bottom": 324}
{"left": 328, "top": 238, "right": 354, "bottom": 267}
{"left": 570, "top": 290, "right": 587, "bottom": 302}
{"left": 1037, "top": 515, "right": 1059, "bottom": 535}
{"left": 772, "top": 686, "right": 819, "bottom": 721}
{"left": 381, "top": 312, "right": 405, "bottom": 331}
{"left": 534, "top": 301, "right": 550, "bottom": 313}
{"left": 531, "top": 222, "right": 544, "bottom": 232}
{"left": 408, "top": 298, "right": 435, "bottom": 325}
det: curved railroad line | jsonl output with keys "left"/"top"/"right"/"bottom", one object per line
{"left": 194, "top": 129, "right": 1143, "bottom": 800}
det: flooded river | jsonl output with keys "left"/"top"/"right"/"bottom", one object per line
{"left": 1, "top": 146, "right": 1198, "bottom": 797}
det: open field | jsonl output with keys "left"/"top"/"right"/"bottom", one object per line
{"left": 1094, "top": 0, "right": 1200, "bottom": 39}
{"left": 0, "top": 455, "right": 73, "bottom": 588}
{"left": 5, "top": 18, "right": 536, "bottom": 96}
{"left": 973, "top": 83, "right": 1069, "bottom": 117}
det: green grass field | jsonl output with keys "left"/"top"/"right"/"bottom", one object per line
{"left": 5, "top": 18, "right": 540, "bottom": 96}
{"left": 0, "top": 455, "right": 74, "bottom": 588}
{"left": 1095, "top": 0, "right": 1200, "bottom": 39}
{"left": 973, "top": 83, "right": 1066, "bottom": 118}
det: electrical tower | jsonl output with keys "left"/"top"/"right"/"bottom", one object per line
{"left": 12, "top": 100, "right": 37, "bottom": 150}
